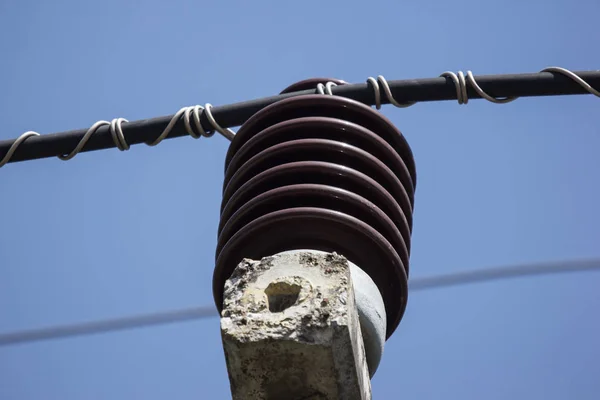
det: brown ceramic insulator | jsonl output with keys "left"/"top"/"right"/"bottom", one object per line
{"left": 214, "top": 85, "right": 417, "bottom": 339}
{"left": 223, "top": 95, "right": 417, "bottom": 189}
{"left": 221, "top": 138, "right": 413, "bottom": 241}
{"left": 218, "top": 177, "right": 409, "bottom": 271}
{"left": 222, "top": 117, "right": 415, "bottom": 209}
{"left": 217, "top": 184, "right": 406, "bottom": 266}
{"left": 219, "top": 161, "right": 411, "bottom": 263}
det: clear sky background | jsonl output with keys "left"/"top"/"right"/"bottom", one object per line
{"left": 1, "top": 0, "right": 599, "bottom": 398}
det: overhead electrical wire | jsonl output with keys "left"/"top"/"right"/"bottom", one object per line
{"left": 0, "top": 306, "right": 216, "bottom": 347}
{"left": 408, "top": 258, "right": 600, "bottom": 290}
{"left": 1, "top": 258, "right": 598, "bottom": 347}
{"left": 1, "top": 67, "right": 599, "bottom": 168}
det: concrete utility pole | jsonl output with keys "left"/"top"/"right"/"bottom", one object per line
{"left": 220, "top": 250, "right": 381, "bottom": 400}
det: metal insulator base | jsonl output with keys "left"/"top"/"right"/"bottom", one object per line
{"left": 214, "top": 85, "right": 417, "bottom": 339}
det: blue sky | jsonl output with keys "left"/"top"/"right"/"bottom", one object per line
{"left": 1, "top": 0, "right": 599, "bottom": 398}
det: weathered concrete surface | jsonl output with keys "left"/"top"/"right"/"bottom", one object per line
{"left": 292, "top": 250, "right": 386, "bottom": 377}
{"left": 220, "top": 251, "right": 372, "bottom": 400}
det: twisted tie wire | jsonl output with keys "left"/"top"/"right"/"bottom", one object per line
{"left": 0, "top": 104, "right": 235, "bottom": 167}
{"left": 359, "top": 66, "right": 600, "bottom": 110}
{"left": 2, "top": 67, "right": 598, "bottom": 168}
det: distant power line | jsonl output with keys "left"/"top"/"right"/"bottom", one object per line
{"left": 409, "top": 258, "right": 600, "bottom": 290}
{"left": 0, "top": 306, "right": 216, "bottom": 347}
{"left": 1, "top": 258, "right": 599, "bottom": 347}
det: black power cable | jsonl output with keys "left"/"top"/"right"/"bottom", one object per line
{"left": 1, "top": 70, "right": 599, "bottom": 166}
{"left": 1, "top": 258, "right": 598, "bottom": 347}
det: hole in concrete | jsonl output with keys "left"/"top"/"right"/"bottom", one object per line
{"left": 264, "top": 281, "right": 302, "bottom": 312}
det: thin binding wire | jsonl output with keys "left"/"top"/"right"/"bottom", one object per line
{"left": 0, "top": 131, "right": 41, "bottom": 167}
{"left": 2, "top": 66, "right": 598, "bottom": 168}
{"left": 359, "top": 67, "right": 600, "bottom": 109}
{"left": 316, "top": 81, "right": 339, "bottom": 95}
{"left": 366, "top": 76, "right": 417, "bottom": 109}
{"left": 0, "top": 104, "right": 235, "bottom": 168}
